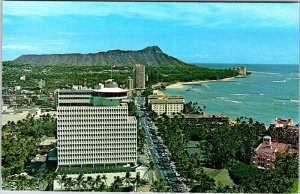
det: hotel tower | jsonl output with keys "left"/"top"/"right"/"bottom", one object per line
{"left": 56, "top": 81, "right": 137, "bottom": 168}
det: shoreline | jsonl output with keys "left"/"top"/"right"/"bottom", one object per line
{"left": 166, "top": 77, "right": 235, "bottom": 89}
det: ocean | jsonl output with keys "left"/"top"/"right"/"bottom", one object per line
{"left": 166, "top": 64, "right": 299, "bottom": 126}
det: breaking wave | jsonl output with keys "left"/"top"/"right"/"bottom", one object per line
{"left": 290, "top": 100, "right": 299, "bottom": 103}
{"left": 225, "top": 100, "right": 243, "bottom": 104}
{"left": 250, "top": 71, "right": 281, "bottom": 75}
{"left": 272, "top": 80, "right": 286, "bottom": 83}
{"left": 230, "top": 93, "right": 250, "bottom": 96}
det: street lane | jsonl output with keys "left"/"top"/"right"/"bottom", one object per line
{"left": 136, "top": 94, "right": 184, "bottom": 192}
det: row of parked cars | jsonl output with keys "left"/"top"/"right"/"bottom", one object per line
{"left": 146, "top": 118, "right": 185, "bottom": 192}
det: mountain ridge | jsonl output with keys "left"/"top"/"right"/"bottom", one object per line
{"left": 13, "top": 46, "right": 188, "bottom": 66}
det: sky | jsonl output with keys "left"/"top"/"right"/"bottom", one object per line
{"left": 2, "top": 2, "right": 299, "bottom": 64}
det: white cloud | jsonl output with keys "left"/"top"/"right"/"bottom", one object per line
{"left": 3, "top": 2, "right": 299, "bottom": 28}
{"left": 3, "top": 45, "right": 38, "bottom": 50}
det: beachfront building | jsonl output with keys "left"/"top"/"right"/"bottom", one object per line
{"left": 233, "top": 66, "right": 247, "bottom": 76}
{"left": 134, "top": 64, "right": 146, "bottom": 90}
{"left": 148, "top": 92, "right": 185, "bottom": 115}
{"left": 168, "top": 113, "right": 230, "bottom": 123}
{"left": 274, "top": 117, "right": 293, "bottom": 128}
{"left": 56, "top": 81, "right": 137, "bottom": 168}
{"left": 251, "top": 136, "right": 297, "bottom": 170}
{"left": 268, "top": 117, "right": 298, "bottom": 148}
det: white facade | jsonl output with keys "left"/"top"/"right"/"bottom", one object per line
{"left": 38, "top": 79, "right": 46, "bottom": 89}
{"left": 20, "top": 75, "right": 26, "bottom": 81}
{"left": 148, "top": 94, "right": 185, "bottom": 115}
{"left": 151, "top": 102, "right": 184, "bottom": 115}
{"left": 15, "top": 86, "right": 21, "bottom": 91}
{"left": 56, "top": 86, "right": 137, "bottom": 168}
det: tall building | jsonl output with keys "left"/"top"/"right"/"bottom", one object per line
{"left": 134, "top": 64, "right": 146, "bottom": 90}
{"left": 127, "top": 76, "right": 134, "bottom": 96}
{"left": 56, "top": 81, "right": 137, "bottom": 168}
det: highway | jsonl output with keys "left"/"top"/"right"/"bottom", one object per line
{"left": 136, "top": 94, "right": 184, "bottom": 192}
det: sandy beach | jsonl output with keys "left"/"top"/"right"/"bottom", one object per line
{"left": 166, "top": 77, "right": 235, "bottom": 89}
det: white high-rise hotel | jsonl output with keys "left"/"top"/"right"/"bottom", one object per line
{"left": 56, "top": 82, "right": 137, "bottom": 168}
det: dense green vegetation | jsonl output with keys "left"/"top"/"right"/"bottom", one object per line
{"left": 152, "top": 109, "right": 298, "bottom": 192}
{"left": 266, "top": 124, "right": 298, "bottom": 145}
{"left": 146, "top": 64, "right": 238, "bottom": 85}
{"left": 3, "top": 61, "right": 238, "bottom": 91}
{"left": 3, "top": 62, "right": 133, "bottom": 90}
{"left": 3, "top": 172, "right": 58, "bottom": 191}
{"left": 2, "top": 114, "right": 56, "bottom": 177}
{"left": 229, "top": 154, "right": 298, "bottom": 193}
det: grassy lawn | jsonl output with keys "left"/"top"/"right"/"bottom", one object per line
{"left": 57, "top": 165, "right": 135, "bottom": 174}
{"left": 290, "top": 179, "right": 298, "bottom": 193}
{"left": 203, "top": 167, "right": 235, "bottom": 187}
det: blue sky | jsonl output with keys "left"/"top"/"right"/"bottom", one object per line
{"left": 3, "top": 2, "right": 299, "bottom": 64}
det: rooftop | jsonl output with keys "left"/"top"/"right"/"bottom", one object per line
{"left": 255, "top": 141, "right": 296, "bottom": 155}
{"left": 94, "top": 87, "right": 128, "bottom": 93}
{"left": 128, "top": 116, "right": 137, "bottom": 123}
{"left": 151, "top": 99, "right": 184, "bottom": 104}
{"left": 38, "top": 136, "right": 57, "bottom": 146}
{"left": 148, "top": 94, "right": 184, "bottom": 99}
{"left": 169, "top": 114, "right": 229, "bottom": 119}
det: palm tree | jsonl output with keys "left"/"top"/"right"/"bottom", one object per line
{"left": 94, "top": 175, "right": 101, "bottom": 191}
{"left": 64, "top": 177, "right": 74, "bottom": 191}
{"left": 101, "top": 174, "right": 108, "bottom": 186}
{"left": 150, "top": 178, "right": 170, "bottom": 192}
{"left": 124, "top": 172, "right": 132, "bottom": 187}
{"left": 134, "top": 173, "right": 143, "bottom": 192}
{"left": 38, "top": 172, "right": 48, "bottom": 190}
{"left": 82, "top": 179, "right": 88, "bottom": 191}
{"left": 143, "top": 160, "right": 155, "bottom": 184}
{"left": 109, "top": 176, "right": 124, "bottom": 192}
{"left": 190, "top": 169, "right": 216, "bottom": 193}
{"left": 55, "top": 174, "right": 66, "bottom": 191}
{"left": 86, "top": 176, "right": 95, "bottom": 191}
{"left": 76, "top": 173, "right": 84, "bottom": 191}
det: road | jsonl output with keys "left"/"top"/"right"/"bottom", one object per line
{"left": 135, "top": 94, "right": 185, "bottom": 192}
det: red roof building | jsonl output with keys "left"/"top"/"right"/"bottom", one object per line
{"left": 251, "top": 136, "right": 297, "bottom": 170}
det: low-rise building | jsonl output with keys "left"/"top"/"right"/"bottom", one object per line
{"left": 168, "top": 113, "right": 230, "bottom": 123}
{"left": 148, "top": 93, "right": 185, "bottom": 115}
{"left": 251, "top": 136, "right": 297, "bottom": 170}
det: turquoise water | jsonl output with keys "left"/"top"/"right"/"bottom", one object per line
{"left": 166, "top": 64, "right": 299, "bottom": 126}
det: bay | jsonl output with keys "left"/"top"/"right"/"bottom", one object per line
{"left": 166, "top": 64, "right": 299, "bottom": 126}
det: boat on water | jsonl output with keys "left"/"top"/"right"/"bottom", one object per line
{"left": 186, "top": 88, "right": 192, "bottom": 91}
